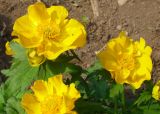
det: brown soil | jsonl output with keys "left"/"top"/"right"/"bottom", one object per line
{"left": 0, "top": 0, "right": 160, "bottom": 83}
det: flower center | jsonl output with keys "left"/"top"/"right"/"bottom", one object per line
{"left": 43, "top": 26, "right": 60, "bottom": 41}
{"left": 41, "top": 95, "right": 63, "bottom": 114}
{"left": 38, "top": 22, "right": 60, "bottom": 42}
{"left": 118, "top": 53, "right": 135, "bottom": 70}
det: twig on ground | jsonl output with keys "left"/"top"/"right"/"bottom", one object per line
{"left": 90, "top": 0, "right": 99, "bottom": 20}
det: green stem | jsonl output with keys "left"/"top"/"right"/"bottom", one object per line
{"left": 114, "top": 97, "right": 118, "bottom": 114}
{"left": 121, "top": 85, "right": 126, "bottom": 114}
{"left": 70, "top": 50, "right": 82, "bottom": 62}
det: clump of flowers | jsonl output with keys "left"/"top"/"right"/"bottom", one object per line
{"left": 97, "top": 32, "right": 152, "bottom": 89}
{"left": 2, "top": 1, "right": 160, "bottom": 114}
{"left": 21, "top": 74, "right": 80, "bottom": 114}
{"left": 11, "top": 2, "right": 86, "bottom": 66}
{"left": 152, "top": 80, "right": 160, "bottom": 101}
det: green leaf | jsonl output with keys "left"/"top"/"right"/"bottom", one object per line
{"left": 0, "top": 84, "right": 5, "bottom": 112}
{"left": 3, "top": 60, "right": 39, "bottom": 98}
{"left": 75, "top": 100, "right": 111, "bottom": 114}
{"left": 54, "top": 54, "right": 75, "bottom": 63}
{"left": 134, "top": 91, "right": 152, "bottom": 106}
{"left": 140, "top": 103, "right": 160, "bottom": 114}
{"left": 40, "top": 61, "right": 83, "bottom": 79}
{"left": 86, "top": 60, "right": 103, "bottom": 74}
{"left": 0, "top": 85, "right": 5, "bottom": 104}
{"left": 10, "top": 41, "right": 27, "bottom": 61}
{"left": 5, "top": 107, "right": 17, "bottom": 114}
{"left": 81, "top": 16, "right": 90, "bottom": 26}
{"left": 85, "top": 61, "right": 111, "bottom": 100}
{"left": 87, "top": 74, "right": 108, "bottom": 99}
{"left": 130, "top": 107, "right": 143, "bottom": 114}
{"left": 1, "top": 58, "right": 38, "bottom": 114}
{"left": 109, "top": 83, "right": 123, "bottom": 98}
{"left": 1, "top": 59, "right": 21, "bottom": 77}
{"left": 5, "top": 97, "right": 25, "bottom": 114}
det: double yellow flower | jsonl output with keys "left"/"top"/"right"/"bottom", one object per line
{"left": 97, "top": 32, "right": 152, "bottom": 89}
{"left": 8, "top": 2, "right": 86, "bottom": 66}
{"left": 22, "top": 75, "right": 80, "bottom": 114}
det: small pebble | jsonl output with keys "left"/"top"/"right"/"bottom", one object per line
{"left": 118, "top": 0, "right": 128, "bottom": 6}
{"left": 116, "top": 25, "right": 122, "bottom": 30}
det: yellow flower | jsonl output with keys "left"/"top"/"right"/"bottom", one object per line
{"left": 97, "top": 32, "right": 152, "bottom": 89}
{"left": 5, "top": 39, "right": 20, "bottom": 55}
{"left": 13, "top": 2, "right": 86, "bottom": 66}
{"left": 152, "top": 80, "right": 160, "bottom": 101}
{"left": 21, "top": 74, "right": 81, "bottom": 114}
{"left": 27, "top": 48, "right": 46, "bottom": 66}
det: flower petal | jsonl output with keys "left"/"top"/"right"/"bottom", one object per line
{"left": 61, "top": 19, "right": 86, "bottom": 47}
{"left": 31, "top": 80, "right": 49, "bottom": 102}
{"left": 48, "top": 75, "right": 67, "bottom": 96}
{"left": 97, "top": 49, "right": 119, "bottom": 71}
{"left": 152, "top": 81, "right": 160, "bottom": 100}
{"left": 129, "top": 79, "right": 144, "bottom": 89}
{"left": 27, "top": 49, "right": 46, "bottom": 66}
{"left": 115, "top": 69, "right": 130, "bottom": 84}
{"left": 47, "top": 6, "right": 68, "bottom": 25}
{"left": 13, "top": 15, "right": 42, "bottom": 48}
{"left": 68, "top": 83, "right": 81, "bottom": 100}
{"left": 21, "top": 94, "right": 41, "bottom": 114}
{"left": 13, "top": 15, "right": 36, "bottom": 37}
{"left": 28, "top": 2, "right": 49, "bottom": 26}
{"left": 5, "top": 41, "right": 13, "bottom": 55}
{"left": 144, "top": 46, "right": 152, "bottom": 56}
{"left": 152, "top": 85, "right": 159, "bottom": 100}
{"left": 64, "top": 83, "right": 80, "bottom": 112}
{"left": 43, "top": 42, "right": 75, "bottom": 60}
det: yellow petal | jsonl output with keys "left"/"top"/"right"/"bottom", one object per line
{"left": 119, "top": 31, "right": 127, "bottom": 38}
{"left": 27, "top": 49, "right": 46, "bottom": 66}
{"left": 115, "top": 69, "right": 130, "bottom": 83}
{"left": 31, "top": 80, "right": 49, "bottom": 102}
{"left": 97, "top": 49, "right": 118, "bottom": 71}
{"left": 21, "top": 94, "right": 41, "bottom": 114}
{"left": 28, "top": 2, "right": 49, "bottom": 26}
{"left": 68, "top": 111, "right": 78, "bottom": 114}
{"left": 48, "top": 74, "right": 67, "bottom": 96}
{"left": 5, "top": 39, "right": 21, "bottom": 56}
{"left": 136, "top": 55, "right": 152, "bottom": 76}
{"left": 68, "top": 83, "right": 81, "bottom": 100}
{"left": 5, "top": 41, "right": 13, "bottom": 55}
{"left": 18, "top": 35, "right": 43, "bottom": 48}
{"left": 61, "top": 19, "right": 86, "bottom": 47}
{"left": 44, "top": 42, "right": 75, "bottom": 60}
{"left": 152, "top": 85, "right": 159, "bottom": 100}
{"left": 64, "top": 83, "right": 81, "bottom": 111}
{"left": 47, "top": 6, "right": 68, "bottom": 25}
{"left": 129, "top": 79, "right": 144, "bottom": 89}
{"left": 13, "top": 15, "right": 42, "bottom": 48}
{"left": 13, "top": 15, "right": 36, "bottom": 38}
{"left": 152, "top": 81, "right": 160, "bottom": 100}
{"left": 139, "top": 37, "right": 145, "bottom": 49}
{"left": 144, "top": 46, "right": 152, "bottom": 56}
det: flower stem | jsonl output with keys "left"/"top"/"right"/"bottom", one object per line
{"left": 114, "top": 97, "right": 118, "bottom": 114}
{"left": 121, "top": 85, "right": 126, "bottom": 114}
